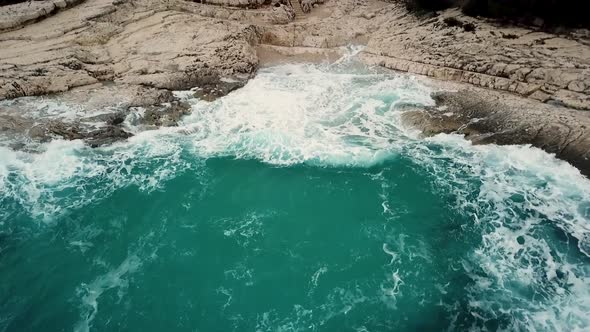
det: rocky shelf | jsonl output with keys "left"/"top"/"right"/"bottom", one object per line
{"left": 1, "top": 0, "right": 589, "bottom": 173}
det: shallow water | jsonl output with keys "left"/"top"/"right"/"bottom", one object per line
{"left": 1, "top": 59, "right": 590, "bottom": 331}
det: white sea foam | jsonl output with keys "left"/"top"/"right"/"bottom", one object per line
{"left": 178, "top": 63, "right": 434, "bottom": 167}
{"left": 217, "top": 211, "right": 273, "bottom": 248}
{"left": 256, "top": 287, "right": 369, "bottom": 332}
{"left": 406, "top": 134, "right": 590, "bottom": 330}
{"left": 0, "top": 61, "right": 434, "bottom": 220}
{"left": 0, "top": 131, "right": 191, "bottom": 221}
{"left": 74, "top": 255, "right": 142, "bottom": 332}
{"left": 309, "top": 266, "right": 329, "bottom": 295}
{"left": 2, "top": 59, "right": 590, "bottom": 330}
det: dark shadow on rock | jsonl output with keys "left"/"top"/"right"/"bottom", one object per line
{"left": 401, "top": 90, "right": 590, "bottom": 176}
{"left": 138, "top": 101, "right": 192, "bottom": 127}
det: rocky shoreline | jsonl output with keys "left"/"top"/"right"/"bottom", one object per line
{"left": 1, "top": 0, "right": 589, "bottom": 173}
{"left": 401, "top": 88, "right": 590, "bottom": 176}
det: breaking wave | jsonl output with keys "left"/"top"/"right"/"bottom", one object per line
{"left": 1, "top": 55, "right": 589, "bottom": 331}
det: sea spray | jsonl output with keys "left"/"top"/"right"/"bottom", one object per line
{"left": 0, "top": 60, "right": 589, "bottom": 331}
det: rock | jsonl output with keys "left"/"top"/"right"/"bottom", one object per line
{"left": 1, "top": 0, "right": 590, "bottom": 160}
{"left": 0, "top": 114, "right": 30, "bottom": 134}
{"left": 44, "top": 121, "right": 85, "bottom": 141}
{"left": 361, "top": 3, "right": 590, "bottom": 109}
{"left": 267, "top": 4, "right": 295, "bottom": 24}
{"left": 401, "top": 90, "right": 590, "bottom": 176}
{"left": 106, "top": 112, "right": 127, "bottom": 126}
{"left": 139, "top": 101, "right": 191, "bottom": 127}
{"left": 553, "top": 89, "right": 590, "bottom": 110}
{"left": 0, "top": 0, "right": 84, "bottom": 31}
{"left": 361, "top": 12, "right": 376, "bottom": 20}
{"left": 192, "top": 78, "right": 246, "bottom": 102}
{"left": 300, "top": 0, "right": 324, "bottom": 13}
{"left": 400, "top": 106, "right": 465, "bottom": 136}
{"left": 85, "top": 126, "right": 133, "bottom": 147}
{"left": 0, "top": 0, "right": 589, "bottom": 114}
{"left": 29, "top": 120, "right": 133, "bottom": 146}
{"left": 0, "top": 0, "right": 259, "bottom": 102}
{"left": 199, "top": 0, "right": 266, "bottom": 8}
{"left": 443, "top": 17, "right": 476, "bottom": 32}
{"left": 532, "top": 17, "right": 544, "bottom": 27}
{"left": 529, "top": 90, "right": 551, "bottom": 102}
{"left": 569, "top": 81, "right": 586, "bottom": 93}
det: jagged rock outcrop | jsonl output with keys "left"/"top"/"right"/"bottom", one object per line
{"left": 0, "top": 0, "right": 261, "bottom": 101}
{"left": 0, "top": 0, "right": 85, "bottom": 30}
{"left": 1, "top": 0, "right": 589, "bottom": 110}
{"left": 1, "top": 0, "right": 590, "bottom": 175}
{"left": 402, "top": 89, "right": 590, "bottom": 175}
{"left": 193, "top": 0, "right": 266, "bottom": 8}
{"left": 360, "top": 8, "right": 590, "bottom": 110}
{"left": 300, "top": 0, "right": 324, "bottom": 13}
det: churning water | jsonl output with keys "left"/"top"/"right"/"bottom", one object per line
{"left": 1, "top": 57, "right": 589, "bottom": 331}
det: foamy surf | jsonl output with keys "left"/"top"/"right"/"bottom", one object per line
{"left": 1, "top": 58, "right": 589, "bottom": 331}
{"left": 177, "top": 63, "right": 435, "bottom": 167}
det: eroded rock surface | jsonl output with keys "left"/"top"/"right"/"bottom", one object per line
{"left": 1, "top": 0, "right": 590, "bottom": 175}
{"left": 0, "top": 0, "right": 261, "bottom": 100}
{"left": 0, "top": 0, "right": 85, "bottom": 31}
{"left": 402, "top": 89, "right": 590, "bottom": 175}
{"left": 361, "top": 7, "right": 590, "bottom": 110}
{"left": 2, "top": 0, "right": 589, "bottom": 108}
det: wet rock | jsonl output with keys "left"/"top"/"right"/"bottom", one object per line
{"left": 192, "top": 79, "right": 246, "bottom": 102}
{"left": 43, "top": 121, "right": 85, "bottom": 141}
{"left": 106, "top": 112, "right": 126, "bottom": 126}
{"left": 82, "top": 111, "right": 128, "bottom": 125}
{"left": 140, "top": 101, "right": 191, "bottom": 127}
{"left": 27, "top": 120, "right": 132, "bottom": 146}
{"left": 443, "top": 17, "right": 476, "bottom": 32}
{"left": 401, "top": 90, "right": 590, "bottom": 176}
{"left": 84, "top": 126, "right": 133, "bottom": 147}
{"left": 400, "top": 106, "right": 465, "bottom": 137}
{"left": 0, "top": 114, "right": 30, "bottom": 134}
{"left": 29, "top": 121, "right": 91, "bottom": 143}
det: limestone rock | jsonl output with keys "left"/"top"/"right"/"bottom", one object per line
{"left": 552, "top": 89, "right": 590, "bottom": 110}
{"left": 569, "top": 81, "right": 587, "bottom": 93}
{"left": 0, "top": 0, "right": 84, "bottom": 31}
{"left": 401, "top": 89, "right": 590, "bottom": 175}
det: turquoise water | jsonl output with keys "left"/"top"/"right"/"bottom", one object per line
{"left": 1, "top": 61, "right": 590, "bottom": 331}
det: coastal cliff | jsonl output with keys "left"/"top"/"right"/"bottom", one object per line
{"left": 1, "top": 0, "right": 590, "bottom": 173}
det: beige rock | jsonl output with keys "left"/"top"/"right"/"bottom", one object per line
{"left": 0, "top": 0, "right": 84, "bottom": 31}
{"left": 360, "top": 5, "right": 590, "bottom": 109}
{"left": 1, "top": 0, "right": 590, "bottom": 161}
{"left": 0, "top": 0, "right": 262, "bottom": 100}
{"left": 569, "top": 81, "right": 587, "bottom": 93}
{"left": 553, "top": 89, "right": 590, "bottom": 110}
{"left": 529, "top": 90, "right": 551, "bottom": 102}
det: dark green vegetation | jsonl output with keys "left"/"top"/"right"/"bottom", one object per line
{"left": 0, "top": 0, "right": 29, "bottom": 6}
{"left": 403, "top": 0, "right": 590, "bottom": 28}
